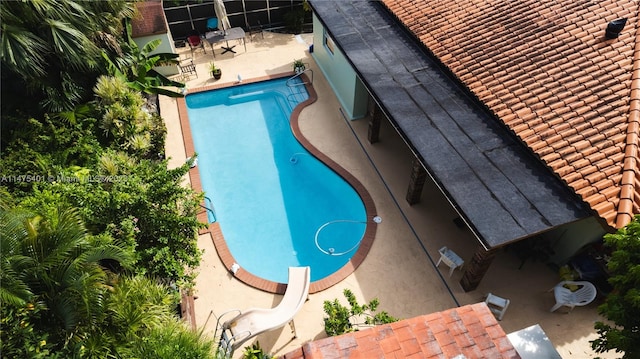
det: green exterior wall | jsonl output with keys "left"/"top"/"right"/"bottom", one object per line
{"left": 311, "top": 14, "right": 368, "bottom": 120}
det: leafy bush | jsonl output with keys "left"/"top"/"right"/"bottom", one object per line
{"left": 1, "top": 73, "right": 203, "bottom": 288}
{"left": 129, "top": 320, "right": 215, "bottom": 359}
{"left": 94, "top": 76, "right": 167, "bottom": 159}
{"left": 0, "top": 114, "right": 102, "bottom": 196}
{"left": 0, "top": 302, "right": 62, "bottom": 359}
{"left": 0, "top": 201, "right": 133, "bottom": 356}
{"left": 242, "top": 341, "right": 273, "bottom": 359}
{"left": 283, "top": 8, "right": 306, "bottom": 34}
{"left": 591, "top": 216, "right": 640, "bottom": 358}
{"left": 323, "top": 289, "right": 398, "bottom": 336}
{"left": 19, "top": 156, "right": 205, "bottom": 287}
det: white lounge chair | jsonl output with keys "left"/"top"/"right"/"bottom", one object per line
{"left": 216, "top": 266, "right": 311, "bottom": 356}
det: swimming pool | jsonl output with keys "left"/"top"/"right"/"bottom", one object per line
{"left": 185, "top": 77, "right": 369, "bottom": 284}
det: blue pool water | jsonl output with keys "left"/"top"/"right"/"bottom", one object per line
{"left": 185, "top": 78, "right": 367, "bottom": 283}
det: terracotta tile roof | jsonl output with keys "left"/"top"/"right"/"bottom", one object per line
{"left": 280, "top": 303, "right": 520, "bottom": 359}
{"left": 131, "top": 0, "right": 168, "bottom": 38}
{"left": 381, "top": 0, "right": 640, "bottom": 229}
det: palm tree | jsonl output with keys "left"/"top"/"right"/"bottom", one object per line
{"left": 77, "top": 275, "right": 176, "bottom": 358}
{"left": 0, "top": 198, "right": 133, "bottom": 354}
{"left": 83, "top": 275, "right": 215, "bottom": 359}
{"left": 0, "top": 194, "right": 34, "bottom": 307}
{"left": 0, "top": 0, "right": 135, "bottom": 112}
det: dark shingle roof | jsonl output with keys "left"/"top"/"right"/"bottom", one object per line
{"left": 310, "top": 0, "right": 591, "bottom": 248}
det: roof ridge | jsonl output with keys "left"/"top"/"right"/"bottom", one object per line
{"left": 617, "top": 11, "right": 640, "bottom": 227}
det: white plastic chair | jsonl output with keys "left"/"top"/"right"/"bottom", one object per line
{"left": 485, "top": 293, "right": 510, "bottom": 320}
{"left": 436, "top": 246, "right": 464, "bottom": 277}
{"left": 549, "top": 280, "right": 597, "bottom": 312}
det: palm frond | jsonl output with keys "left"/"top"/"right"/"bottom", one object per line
{"left": 0, "top": 267, "right": 33, "bottom": 306}
{"left": 45, "top": 18, "right": 97, "bottom": 70}
{"left": 0, "top": 24, "right": 48, "bottom": 77}
{"left": 50, "top": 294, "right": 81, "bottom": 331}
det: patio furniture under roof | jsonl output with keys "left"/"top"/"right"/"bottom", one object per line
{"left": 310, "top": 0, "right": 592, "bottom": 290}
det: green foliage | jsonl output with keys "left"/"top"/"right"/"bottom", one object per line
{"left": 0, "top": 114, "right": 102, "bottom": 196}
{"left": 0, "top": 201, "right": 134, "bottom": 355}
{"left": 18, "top": 159, "right": 205, "bottom": 287}
{"left": 1, "top": 72, "right": 200, "bottom": 286}
{"left": 323, "top": 289, "right": 398, "bottom": 336}
{"left": 94, "top": 76, "right": 167, "bottom": 158}
{"left": 283, "top": 1, "right": 311, "bottom": 34}
{"left": 0, "top": 0, "right": 135, "bottom": 113}
{"left": 1, "top": 201, "right": 210, "bottom": 358}
{"left": 242, "top": 341, "right": 273, "bottom": 359}
{"left": 101, "top": 19, "right": 185, "bottom": 98}
{"left": 0, "top": 302, "right": 63, "bottom": 359}
{"left": 283, "top": 7, "right": 306, "bottom": 34}
{"left": 1, "top": 3, "right": 210, "bottom": 357}
{"left": 129, "top": 320, "right": 216, "bottom": 359}
{"left": 591, "top": 215, "right": 640, "bottom": 358}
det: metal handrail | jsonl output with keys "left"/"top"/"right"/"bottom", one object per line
{"left": 286, "top": 68, "right": 313, "bottom": 87}
{"left": 212, "top": 309, "right": 242, "bottom": 358}
{"left": 200, "top": 196, "right": 217, "bottom": 223}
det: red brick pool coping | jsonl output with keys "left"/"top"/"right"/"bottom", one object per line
{"left": 176, "top": 72, "right": 377, "bottom": 294}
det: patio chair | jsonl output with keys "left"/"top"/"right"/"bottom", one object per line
{"left": 206, "top": 17, "right": 219, "bottom": 32}
{"left": 177, "top": 57, "right": 197, "bottom": 80}
{"left": 549, "top": 280, "right": 597, "bottom": 312}
{"left": 248, "top": 20, "right": 264, "bottom": 42}
{"left": 436, "top": 246, "right": 464, "bottom": 277}
{"left": 187, "top": 31, "right": 206, "bottom": 55}
{"left": 485, "top": 293, "right": 510, "bottom": 320}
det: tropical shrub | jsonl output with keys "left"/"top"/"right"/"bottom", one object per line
{"left": 0, "top": 302, "right": 62, "bottom": 359}
{"left": 19, "top": 156, "right": 205, "bottom": 287}
{"left": 101, "top": 19, "right": 185, "bottom": 98}
{"left": 323, "top": 289, "right": 398, "bottom": 336}
{"left": 129, "top": 320, "right": 215, "bottom": 359}
{"left": 1, "top": 71, "right": 202, "bottom": 287}
{"left": 0, "top": 0, "right": 135, "bottom": 113}
{"left": 1, "top": 3, "right": 209, "bottom": 357}
{"left": 591, "top": 216, "right": 640, "bottom": 358}
{"left": 0, "top": 113, "right": 102, "bottom": 196}
{"left": 0, "top": 200, "right": 133, "bottom": 356}
{"left": 94, "top": 75, "right": 167, "bottom": 159}
{"left": 0, "top": 195, "right": 213, "bottom": 358}
{"left": 242, "top": 341, "right": 273, "bottom": 359}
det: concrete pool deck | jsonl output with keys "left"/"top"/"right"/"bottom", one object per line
{"left": 161, "top": 31, "right": 616, "bottom": 358}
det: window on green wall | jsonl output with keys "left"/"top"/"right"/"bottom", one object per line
{"left": 324, "top": 30, "right": 335, "bottom": 55}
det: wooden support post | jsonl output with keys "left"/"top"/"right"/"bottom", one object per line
{"left": 460, "top": 245, "right": 497, "bottom": 292}
{"left": 406, "top": 158, "right": 427, "bottom": 205}
{"left": 368, "top": 104, "right": 382, "bottom": 143}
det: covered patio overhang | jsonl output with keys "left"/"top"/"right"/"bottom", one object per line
{"left": 310, "top": 0, "right": 592, "bottom": 291}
